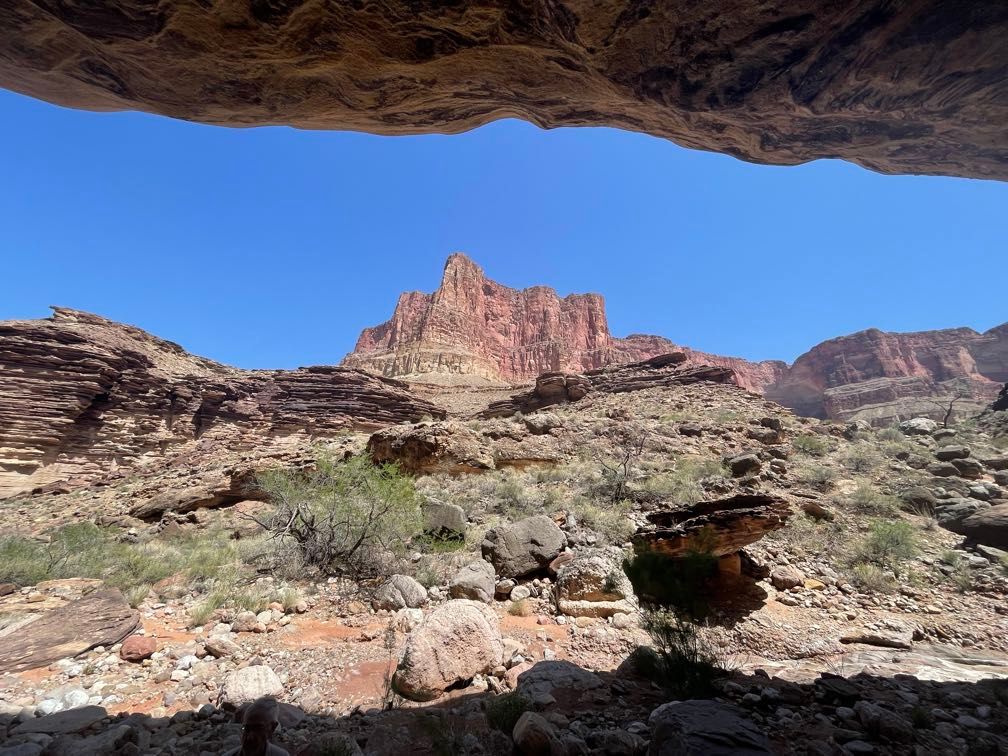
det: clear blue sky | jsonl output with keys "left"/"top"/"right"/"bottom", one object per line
{"left": 1, "top": 88, "right": 1004, "bottom": 369}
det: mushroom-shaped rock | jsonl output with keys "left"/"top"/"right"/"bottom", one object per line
{"left": 648, "top": 700, "right": 773, "bottom": 755}
{"left": 373, "top": 575, "right": 428, "bottom": 611}
{"left": 482, "top": 515, "right": 566, "bottom": 578}
{"left": 634, "top": 495, "right": 790, "bottom": 559}
{"left": 367, "top": 421, "right": 494, "bottom": 474}
{"left": 555, "top": 548, "right": 637, "bottom": 619}
{"left": 449, "top": 559, "right": 496, "bottom": 603}
{"left": 958, "top": 504, "right": 1008, "bottom": 550}
{"left": 392, "top": 600, "right": 503, "bottom": 702}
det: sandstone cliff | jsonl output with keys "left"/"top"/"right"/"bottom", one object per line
{"left": 0, "top": 308, "right": 444, "bottom": 499}
{"left": 1, "top": 1, "right": 1005, "bottom": 179}
{"left": 345, "top": 254, "right": 1007, "bottom": 425}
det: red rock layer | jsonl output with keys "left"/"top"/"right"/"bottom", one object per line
{"left": 344, "top": 254, "right": 1007, "bottom": 425}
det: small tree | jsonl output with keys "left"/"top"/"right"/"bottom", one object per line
{"left": 925, "top": 387, "right": 971, "bottom": 428}
{"left": 254, "top": 453, "right": 421, "bottom": 579}
{"left": 594, "top": 427, "right": 648, "bottom": 504}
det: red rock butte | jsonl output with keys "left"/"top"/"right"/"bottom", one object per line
{"left": 343, "top": 254, "right": 1008, "bottom": 424}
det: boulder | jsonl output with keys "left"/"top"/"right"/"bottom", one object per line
{"left": 482, "top": 516, "right": 566, "bottom": 578}
{"left": 927, "top": 462, "right": 961, "bottom": 478}
{"left": 648, "top": 700, "right": 773, "bottom": 755}
{"left": 935, "top": 445, "right": 970, "bottom": 461}
{"left": 901, "top": 487, "right": 937, "bottom": 514}
{"left": 980, "top": 455, "right": 1008, "bottom": 471}
{"left": 936, "top": 498, "right": 989, "bottom": 531}
{"left": 0, "top": 589, "right": 139, "bottom": 674}
{"left": 554, "top": 548, "right": 637, "bottom": 618}
{"left": 900, "top": 418, "right": 938, "bottom": 436}
{"left": 512, "top": 711, "right": 562, "bottom": 755}
{"left": 952, "top": 458, "right": 985, "bottom": 480}
{"left": 448, "top": 560, "right": 496, "bottom": 603}
{"left": 221, "top": 665, "right": 283, "bottom": 706}
{"left": 770, "top": 566, "right": 805, "bottom": 591}
{"left": 392, "top": 600, "right": 503, "bottom": 701}
{"left": 368, "top": 421, "right": 494, "bottom": 474}
{"left": 422, "top": 500, "right": 467, "bottom": 540}
{"left": 958, "top": 504, "right": 1008, "bottom": 550}
{"left": 726, "top": 454, "right": 761, "bottom": 477}
{"left": 119, "top": 635, "right": 157, "bottom": 663}
{"left": 515, "top": 661, "right": 603, "bottom": 703}
{"left": 373, "top": 575, "right": 428, "bottom": 611}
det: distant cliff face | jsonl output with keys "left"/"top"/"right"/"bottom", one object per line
{"left": 344, "top": 254, "right": 785, "bottom": 390}
{"left": 344, "top": 254, "right": 1007, "bottom": 424}
{"left": 0, "top": 308, "right": 444, "bottom": 499}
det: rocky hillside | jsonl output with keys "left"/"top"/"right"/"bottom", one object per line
{"left": 344, "top": 254, "right": 1006, "bottom": 425}
{"left": 0, "top": 308, "right": 444, "bottom": 499}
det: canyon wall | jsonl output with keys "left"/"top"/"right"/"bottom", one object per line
{"left": 344, "top": 254, "right": 1006, "bottom": 425}
{"left": 0, "top": 1, "right": 1005, "bottom": 179}
{"left": 0, "top": 308, "right": 444, "bottom": 499}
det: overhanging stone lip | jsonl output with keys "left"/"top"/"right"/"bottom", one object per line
{"left": 0, "top": 1, "right": 1005, "bottom": 179}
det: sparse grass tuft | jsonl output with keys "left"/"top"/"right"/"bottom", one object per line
{"left": 485, "top": 692, "right": 531, "bottom": 734}
{"left": 876, "top": 425, "right": 904, "bottom": 443}
{"left": 634, "top": 610, "right": 726, "bottom": 699}
{"left": 850, "top": 563, "right": 895, "bottom": 593}
{"left": 856, "top": 520, "right": 917, "bottom": 576}
{"left": 507, "top": 598, "right": 533, "bottom": 617}
{"left": 793, "top": 434, "right": 831, "bottom": 457}
{"left": 841, "top": 447, "right": 880, "bottom": 474}
{"left": 842, "top": 482, "right": 899, "bottom": 515}
{"left": 797, "top": 464, "right": 838, "bottom": 492}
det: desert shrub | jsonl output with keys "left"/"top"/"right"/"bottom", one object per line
{"left": 493, "top": 472, "right": 541, "bottom": 519}
{"left": 642, "top": 456, "right": 724, "bottom": 505}
{"left": 577, "top": 501, "right": 636, "bottom": 545}
{"left": 857, "top": 520, "right": 917, "bottom": 575}
{"left": 593, "top": 428, "right": 648, "bottom": 504}
{"left": 634, "top": 610, "right": 725, "bottom": 698}
{"left": 793, "top": 434, "right": 831, "bottom": 457}
{"left": 486, "top": 692, "right": 530, "bottom": 733}
{"left": 841, "top": 447, "right": 880, "bottom": 474}
{"left": 849, "top": 563, "right": 895, "bottom": 593}
{"left": 508, "top": 598, "right": 532, "bottom": 617}
{"left": 877, "top": 425, "right": 904, "bottom": 442}
{"left": 255, "top": 453, "right": 421, "bottom": 579}
{"left": 797, "top": 464, "right": 838, "bottom": 491}
{"left": 842, "top": 482, "right": 899, "bottom": 515}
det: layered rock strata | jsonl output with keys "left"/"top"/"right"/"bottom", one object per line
{"left": 1, "top": 1, "right": 1006, "bottom": 179}
{"left": 348, "top": 254, "right": 1007, "bottom": 425}
{"left": 0, "top": 308, "right": 444, "bottom": 498}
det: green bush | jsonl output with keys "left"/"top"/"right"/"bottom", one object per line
{"left": 877, "top": 425, "right": 904, "bottom": 442}
{"left": 843, "top": 482, "right": 899, "bottom": 515}
{"left": 793, "top": 434, "right": 831, "bottom": 457}
{"left": 841, "top": 447, "right": 880, "bottom": 473}
{"left": 486, "top": 692, "right": 530, "bottom": 733}
{"left": 256, "top": 453, "right": 421, "bottom": 578}
{"left": 849, "top": 563, "right": 895, "bottom": 593}
{"left": 577, "top": 501, "right": 636, "bottom": 545}
{"left": 797, "top": 465, "right": 838, "bottom": 491}
{"left": 642, "top": 456, "right": 723, "bottom": 505}
{"left": 635, "top": 610, "right": 725, "bottom": 698}
{"left": 857, "top": 520, "right": 917, "bottom": 575}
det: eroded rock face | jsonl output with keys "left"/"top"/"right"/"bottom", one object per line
{"left": 1, "top": 2, "right": 1006, "bottom": 179}
{"left": 0, "top": 308, "right": 445, "bottom": 498}
{"left": 634, "top": 494, "right": 791, "bottom": 559}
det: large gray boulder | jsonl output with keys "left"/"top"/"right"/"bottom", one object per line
{"left": 900, "top": 418, "right": 938, "bottom": 436}
{"left": 372, "top": 574, "right": 428, "bottom": 611}
{"left": 449, "top": 560, "right": 496, "bottom": 603}
{"left": 482, "top": 515, "right": 566, "bottom": 578}
{"left": 554, "top": 548, "right": 636, "bottom": 618}
{"left": 648, "top": 700, "right": 773, "bottom": 755}
{"left": 959, "top": 504, "right": 1008, "bottom": 550}
{"left": 221, "top": 665, "right": 283, "bottom": 706}
{"left": 422, "top": 500, "right": 467, "bottom": 540}
{"left": 393, "top": 600, "right": 503, "bottom": 702}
